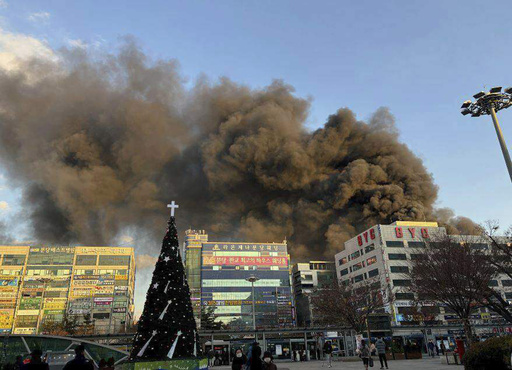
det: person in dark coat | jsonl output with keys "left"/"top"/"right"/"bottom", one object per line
{"left": 62, "top": 345, "right": 94, "bottom": 370}
{"left": 232, "top": 349, "right": 247, "bottom": 370}
{"left": 249, "top": 342, "right": 262, "bottom": 370}
{"left": 262, "top": 352, "right": 277, "bottom": 370}
{"left": 21, "top": 350, "right": 49, "bottom": 370}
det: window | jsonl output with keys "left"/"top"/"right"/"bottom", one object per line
{"left": 505, "top": 292, "right": 512, "bottom": 299}
{"left": 390, "top": 266, "right": 409, "bottom": 273}
{"left": 98, "top": 255, "right": 130, "bottom": 266}
{"left": 388, "top": 253, "right": 407, "bottom": 260}
{"left": 2, "top": 255, "right": 26, "bottom": 266}
{"left": 501, "top": 280, "right": 512, "bottom": 287}
{"left": 368, "top": 268, "right": 379, "bottom": 278}
{"left": 339, "top": 257, "right": 348, "bottom": 266}
{"left": 352, "top": 262, "right": 364, "bottom": 272}
{"left": 76, "top": 255, "right": 97, "bottom": 266}
{"left": 410, "top": 254, "right": 423, "bottom": 260}
{"left": 393, "top": 279, "right": 411, "bottom": 287}
{"left": 395, "top": 292, "right": 415, "bottom": 300}
{"left": 340, "top": 269, "right": 348, "bottom": 276}
{"left": 365, "top": 244, "right": 375, "bottom": 253}
{"left": 489, "top": 280, "right": 498, "bottom": 287}
{"left": 93, "top": 313, "right": 110, "bottom": 320}
{"left": 366, "top": 256, "right": 377, "bottom": 266}
{"left": 350, "top": 251, "right": 361, "bottom": 260}
{"left": 408, "top": 242, "right": 425, "bottom": 248}
{"left": 354, "top": 274, "right": 364, "bottom": 283}
{"left": 470, "top": 243, "right": 488, "bottom": 250}
{"left": 386, "top": 241, "right": 404, "bottom": 248}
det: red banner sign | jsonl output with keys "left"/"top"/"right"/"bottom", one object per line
{"left": 203, "top": 256, "right": 288, "bottom": 266}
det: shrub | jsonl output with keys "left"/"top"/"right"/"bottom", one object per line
{"left": 462, "top": 336, "right": 512, "bottom": 370}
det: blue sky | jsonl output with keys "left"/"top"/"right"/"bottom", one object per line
{"left": 0, "top": 0, "right": 511, "bottom": 233}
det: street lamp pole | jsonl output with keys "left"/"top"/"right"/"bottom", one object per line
{"left": 461, "top": 86, "right": 512, "bottom": 183}
{"left": 245, "top": 275, "right": 260, "bottom": 338}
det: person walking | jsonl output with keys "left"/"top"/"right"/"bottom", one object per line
{"left": 358, "top": 340, "right": 370, "bottom": 370}
{"left": 208, "top": 348, "right": 215, "bottom": 367}
{"left": 323, "top": 340, "right": 333, "bottom": 368}
{"left": 427, "top": 340, "right": 435, "bottom": 358}
{"left": 62, "top": 345, "right": 94, "bottom": 370}
{"left": 21, "top": 350, "right": 49, "bottom": 370}
{"left": 262, "top": 352, "right": 277, "bottom": 370}
{"left": 375, "top": 337, "right": 388, "bottom": 369}
{"left": 249, "top": 342, "right": 262, "bottom": 370}
{"left": 232, "top": 349, "right": 247, "bottom": 370}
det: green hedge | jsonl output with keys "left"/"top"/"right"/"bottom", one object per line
{"left": 462, "top": 336, "right": 512, "bottom": 370}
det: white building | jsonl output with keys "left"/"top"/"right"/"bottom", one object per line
{"left": 334, "top": 221, "right": 512, "bottom": 327}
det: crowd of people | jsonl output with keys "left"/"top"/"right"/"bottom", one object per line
{"left": 206, "top": 342, "right": 277, "bottom": 370}
{"left": 2, "top": 345, "right": 102, "bottom": 370}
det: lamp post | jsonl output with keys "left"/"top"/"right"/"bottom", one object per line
{"left": 461, "top": 86, "right": 512, "bottom": 183}
{"left": 245, "top": 275, "right": 260, "bottom": 337}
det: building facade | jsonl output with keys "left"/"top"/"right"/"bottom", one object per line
{"left": 184, "top": 232, "right": 295, "bottom": 329}
{"left": 334, "top": 221, "right": 512, "bottom": 327}
{"left": 0, "top": 246, "right": 135, "bottom": 335}
{"left": 292, "top": 261, "right": 335, "bottom": 327}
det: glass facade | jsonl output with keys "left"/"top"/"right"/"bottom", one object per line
{"left": 184, "top": 230, "right": 208, "bottom": 327}
{"left": 201, "top": 242, "right": 293, "bottom": 329}
{"left": 0, "top": 246, "right": 135, "bottom": 335}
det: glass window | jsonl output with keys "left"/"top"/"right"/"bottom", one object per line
{"left": 368, "top": 268, "right": 379, "bottom": 278}
{"left": 388, "top": 253, "right": 407, "bottom": 260}
{"left": 350, "top": 251, "right": 361, "bottom": 260}
{"left": 393, "top": 279, "right": 411, "bottom": 287}
{"left": 98, "top": 255, "right": 130, "bottom": 266}
{"left": 410, "top": 254, "right": 422, "bottom": 260}
{"left": 365, "top": 244, "right": 375, "bottom": 253}
{"left": 502, "top": 280, "right": 512, "bottom": 287}
{"left": 339, "top": 257, "right": 348, "bottom": 265}
{"left": 386, "top": 241, "right": 404, "bottom": 248}
{"left": 505, "top": 292, "right": 512, "bottom": 299}
{"left": 395, "top": 292, "right": 415, "bottom": 300}
{"left": 2, "top": 255, "right": 26, "bottom": 266}
{"left": 352, "top": 262, "right": 364, "bottom": 272}
{"left": 470, "top": 243, "right": 488, "bottom": 250}
{"left": 340, "top": 269, "right": 348, "bottom": 276}
{"left": 390, "top": 265, "right": 409, "bottom": 273}
{"left": 408, "top": 241, "right": 425, "bottom": 248}
{"left": 366, "top": 256, "right": 377, "bottom": 266}
{"left": 488, "top": 280, "right": 498, "bottom": 287}
{"left": 76, "top": 255, "right": 97, "bottom": 265}
{"left": 354, "top": 274, "right": 364, "bottom": 283}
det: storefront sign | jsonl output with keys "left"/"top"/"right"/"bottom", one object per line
{"left": 203, "top": 256, "right": 288, "bottom": 267}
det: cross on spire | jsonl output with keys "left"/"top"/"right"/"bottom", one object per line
{"left": 167, "top": 201, "right": 179, "bottom": 217}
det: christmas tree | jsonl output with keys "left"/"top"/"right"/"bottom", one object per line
{"left": 129, "top": 202, "right": 199, "bottom": 361}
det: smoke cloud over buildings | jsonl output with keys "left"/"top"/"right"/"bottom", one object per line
{"left": 0, "top": 39, "right": 476, "bottom": 260}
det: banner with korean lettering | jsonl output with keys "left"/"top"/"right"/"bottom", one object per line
{"left": 202, "top": 243, "right": 287, "bottom": 253}
{"left": 203, "top": 256, "right": 288, "bottom": 266}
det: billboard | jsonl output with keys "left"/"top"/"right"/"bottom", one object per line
{"left": 202, "top": 243, "right": 287, "bottom": 253}
{"left": 203, "top": 256, "right": 288, "bottom": 267}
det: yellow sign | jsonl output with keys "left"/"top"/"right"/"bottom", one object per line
{"left": 75, "top": 247, "right": 133, "bottom": 255}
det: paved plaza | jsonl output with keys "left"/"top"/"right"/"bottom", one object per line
{"left": 215, "top": 357, "right": 460, "bottom": 370}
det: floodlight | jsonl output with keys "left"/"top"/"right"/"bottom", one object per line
{"left": 461, "top": 109, "right": 471, "bottom": 116}
{"left": 490, "top": 86, "right": 502, "bottom": 93}
{"left": 461, "top": 100, "right": 472, "bottom": 109}
{"left": 473, "top": 91, "right": 486, "bottom": 99}
{"left": 471, "top": 111, "right": 481, "bottom": 117}
{"left": 504, "top": 87, "right": 512, "bottom": 94}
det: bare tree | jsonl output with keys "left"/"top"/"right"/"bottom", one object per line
{"left": 312, "top": 278, "right": 389, "bottom": 336}
{"left": 407, "top": 234, "right": 496, "bottom": 344}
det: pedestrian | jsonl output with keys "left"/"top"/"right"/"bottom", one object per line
{"left": 21, "top": 350, "right": 49, "bottom": 370}
{"left": 427, "top": 340, "right": 435, "bottom": 358}
{"left": 370, "top": 342, "right": 377, "bottom": 356}
{"left": 62, "top": 345, "right": 94, "bottom": 370}
{"left": 232, "top": 349, "right": 247, "bottom": 370}
{"left": 249, "top": 342, "right": 262, "bottom": 370}
{"left": 106, "top": 357, "right": 115, "bottom": 370}
{"left": 323, "top": 340, "right": 333, "bottom": 368}
{"left": 262, "top": 352, "right": 277, "bottom": 370}
{"left": 357, "top": 340, "right": 370, "bottom": 370}
{"left": 440, "top": 341, "right": 446, "bottom": 355}
{"left": 99, "top": 359, "right": 107, "bottom": 368}
{"left": 208, "top": 348, "right": 215, "bottom": 367}
{"left": 375, "top": 337, "right": 388, "bottom": 370}
{"left": 295, "top": 350, "right": 300, "bottom": 362}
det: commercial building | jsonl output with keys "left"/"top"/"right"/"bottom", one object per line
{"left": 334, "top": 221, "right": 512, "bottom": 328}
{"left": 292, "top": 261, "right": 335, "bottom": 326}
{"left": 0, "top": 246, "right": 135, "bottom": 334}
{"left": 184, "top": 231, "right": 294, "bottom": 329}
{"left": 184, "top": 229, "right": 208, "bottom": 327}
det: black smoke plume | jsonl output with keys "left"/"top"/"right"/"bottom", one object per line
{"left": 0, "top": 41, "right": 474, "bottom": 259}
